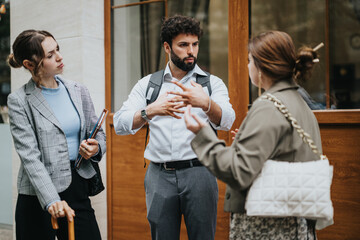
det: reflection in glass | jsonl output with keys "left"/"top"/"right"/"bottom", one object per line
{"left": 0, "top": 1, "right": 10, "bottom": 123}
{"left": 111, "top": 0, "right": 228, "bottom": 112}
{"left": 329, "top": 0, "right": 360, "bottom": 109}
{"left": 112, "top": 1, "right": 165, "bottom": 112}
{"left": 251, "top": 0, "right": 360, "bottom": 109}
{"left": 0, "top": 1, "right": 13, "bottom": 232}
{"left": 250, "top": 0, "right": 326, "bottom": 109}
{"left": 112, "top": 1, "right": 164, "bottom": 111}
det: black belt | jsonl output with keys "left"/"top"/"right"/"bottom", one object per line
{"left": 153, "top": 158, "right": 202, "bottom": 170}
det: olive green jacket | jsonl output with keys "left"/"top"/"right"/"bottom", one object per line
{"left": 191, "top": 80, "right": 322, "bottom": 213}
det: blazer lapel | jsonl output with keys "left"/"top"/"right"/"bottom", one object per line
{"left": 25, "top": 79, "right": 62, "bottom": 130}
{"left": 60, "top": 77, "right": 86, "bottom": 140}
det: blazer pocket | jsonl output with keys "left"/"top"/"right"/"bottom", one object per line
{"left": 39, "top": 130, "right": 68, "bottom": 164}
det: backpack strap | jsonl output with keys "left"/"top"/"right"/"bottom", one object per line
{"left": 196, "top": 71, "right": 212, "bottom": 96}
{"left": 146, "top": 70, "right": 164, "bottom": 105}
{"left": 144, "top": 70, "right": 164, "bottom": 167}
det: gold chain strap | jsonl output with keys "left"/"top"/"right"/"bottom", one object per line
{"left": 261, "top": 93, "right": 323, "bottom": 159}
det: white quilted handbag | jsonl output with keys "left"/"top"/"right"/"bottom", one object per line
{"left": 245, "top": 93, "right": 334, "bottom": 230}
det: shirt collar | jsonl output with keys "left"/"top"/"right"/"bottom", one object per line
{"left": 163, "top": 63, "right": 207, "bottom": 82}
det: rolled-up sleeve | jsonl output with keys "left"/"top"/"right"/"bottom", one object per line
{"left": 209, "top": 75, "right": 235, "bottom": 130}
{"left": 113, "top": 76, "right": 149, "bottom": 135}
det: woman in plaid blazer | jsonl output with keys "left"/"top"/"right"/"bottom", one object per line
{"left": 7, "top": 30, "right": 106, "bottom": 240}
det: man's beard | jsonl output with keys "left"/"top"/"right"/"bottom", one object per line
{"left": 171, "top": 50, "right": 197, "bottom": 72}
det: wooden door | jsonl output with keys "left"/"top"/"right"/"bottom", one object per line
{"left": 314, "top": 111, "right": 360, "bottom": 239}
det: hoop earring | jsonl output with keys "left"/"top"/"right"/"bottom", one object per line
{"left": 258, "top": 72, "right": 262, "bottom": 97}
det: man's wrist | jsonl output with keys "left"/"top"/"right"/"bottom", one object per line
{"left": 140, "top": 108, "right": 150, "bottom": 122}
{"left": 203, "top": 96, "right": 211, "bottom": 113}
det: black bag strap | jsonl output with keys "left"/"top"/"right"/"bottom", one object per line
{"left": 196, "top": 71, "right": 212, "bottom": 96}
{"left": 144, "top": 70, "right": 164, "bottom": 167}
{"left": 146, "top": 70, "right": 164, "bottom": 105}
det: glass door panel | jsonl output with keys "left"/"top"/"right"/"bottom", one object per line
{"left": 250, "top": 0, "right": 360, "bottom": 110}
{"left": 250, "top": 0, "right": 326, "bottom": 108}
{"left": 329, "top": 0, "right": 360, "bottom": 109}
{"left": 112, "top": 0, "right": 165, "bottom": 112}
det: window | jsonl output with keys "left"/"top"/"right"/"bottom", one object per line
{"left": 0, "top": 0, "right": 10, "bottom": 123}
{"left": 250, "top": 0, "right": 360, "bottom": 109}
{"left": 329, "top": 0, "right": 360, "bottom": 109}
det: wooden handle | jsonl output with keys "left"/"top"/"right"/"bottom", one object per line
{"left": 68, "top": 219, "right": 75, "bottom": 240}
{"left": 51, "top": 216, "right": 59, "bottom": 229}
{"left": 51, "top": 216, "right": 75, "bottom": 240}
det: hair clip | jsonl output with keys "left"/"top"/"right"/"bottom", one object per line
{"left": 313, "top": 42, "right": 324, "bottom": 52}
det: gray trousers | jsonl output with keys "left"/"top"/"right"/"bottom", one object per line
{"left": 144, "top": 161, "right": 218, "bottom": 240}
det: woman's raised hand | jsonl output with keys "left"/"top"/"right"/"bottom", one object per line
{"left": 184, "top": 105, "right": 206, "bottom": 134}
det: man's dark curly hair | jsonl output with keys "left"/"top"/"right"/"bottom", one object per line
{"left": 160, "top": 15, "right": 203, "bottom": 46}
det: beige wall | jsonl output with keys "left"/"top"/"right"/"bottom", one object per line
{"left": 10, "top": 0, "right": 107, "bottom": 239}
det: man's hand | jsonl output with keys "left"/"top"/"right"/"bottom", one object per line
{"left": 169, "top": 80, "right": 210, "bottom": 111}
{"left": 146, "top": 92, "right": 185, "bottom": 119}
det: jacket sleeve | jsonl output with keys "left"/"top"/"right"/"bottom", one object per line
{"left": 8, "top": 93, "right": 60, "bottom": 209}
{"left": 191, "top": 100, "right": 289, "bottom": 190}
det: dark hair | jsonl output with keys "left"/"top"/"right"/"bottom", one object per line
{"left": 7, "top": 30, "right": 56, "bottom": 78}
{"left": 160, "top": 15, "right": 203, "bottom": 46}
{"left": 248, "top": 31, "right": 318, "bottom": 83}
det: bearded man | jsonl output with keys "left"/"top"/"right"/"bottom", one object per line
{"left": 113, "top": 15, "right": 235, "bottom": 240}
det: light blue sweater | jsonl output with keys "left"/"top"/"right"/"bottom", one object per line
{"left": 42, "top": 78, "right": 81, "bottom": 161}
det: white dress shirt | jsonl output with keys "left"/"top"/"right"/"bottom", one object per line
{"left": 113, "top": 63, "right": 235, "bottom": 163}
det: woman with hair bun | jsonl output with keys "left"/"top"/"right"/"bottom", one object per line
{"left": 7, "top": 29, "right": 105, "bottom": 240}
{"left": 183, "top": 31, "right": 323, "bottom": 239}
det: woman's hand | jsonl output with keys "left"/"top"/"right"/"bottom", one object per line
{"left": 184, "top": 105, "right": 206, "bottom": 134}
{"left": 231, "top": 128, "right": 239, "bottom": 140}
{"left": 48, "top": 200, "right": 75, "bottom": 222}
{"left": 79, "top": 138, "right": 99, "bottom": 159}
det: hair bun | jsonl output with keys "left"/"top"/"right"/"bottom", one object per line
{"left": 7, "top": 53, "right": 22, "bottom": 68}
{"left": 294, "top": 47, "right": 318, "bottom": 82}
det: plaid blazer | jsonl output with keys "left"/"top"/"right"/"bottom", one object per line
{"left": 8, "top": 76, "right": 106, "bottom": 209}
